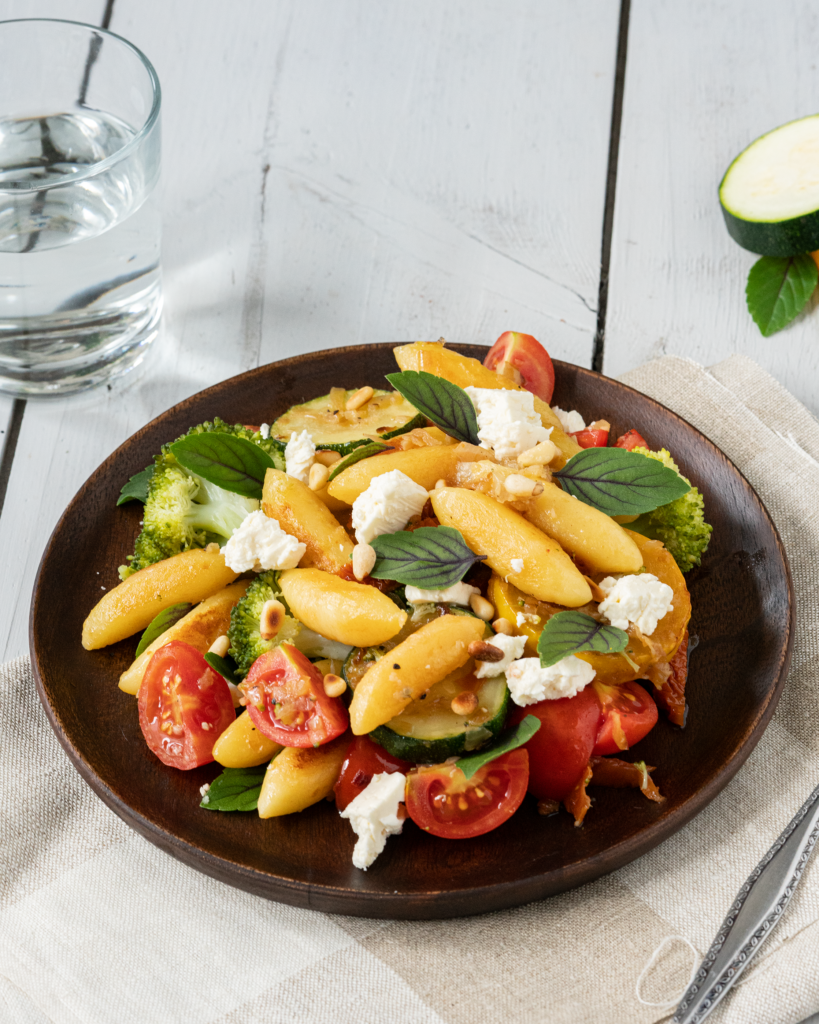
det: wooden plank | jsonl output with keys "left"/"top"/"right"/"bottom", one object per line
{"left": 605, "top": 0, "right": 819, "bottom": 415}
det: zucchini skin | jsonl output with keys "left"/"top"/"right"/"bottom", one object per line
{"left": 720, "top": 204, "right": 819, "bottom": 257}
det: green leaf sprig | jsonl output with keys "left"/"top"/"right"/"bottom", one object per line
{"left": 200, "top": 766, "right": 266, "bottom": 812}
{"left": 169, "top": 432, "right": 276, "bottom": 500}
{"left": 135, "top": 603, "right": 192, "bottom": 658}
{"left": 117, "top": 465, "right": 154, "bottom": 506}
{"left": 456, "top": 715, "right": 541, "bottom": 780}
{"left": 536, "top": 611, "right": 628, "bottom": 668}
{"left": 554, "top": 447, "right": 690, "bottom": 516}
{"left": 205, "top": 651, "right": 241, "bottom": 686}
{"left": 385, "top": 370, "right": 480, "bottom": 445}
{"left": 328, "top": 440, "right": 393, "bottom": 482}
{"left": 369, "top": 526, "right": 484, "bottom": 589}
{"left": 746, "top": 254, "right": 818, "bottom": 337}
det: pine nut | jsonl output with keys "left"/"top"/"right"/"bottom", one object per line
{"left": 260, "top": 599, "right": 286, "bottom": 640}
{"left": 469, "top": 594, "right": 495, "bottom": 620}
{"left": 346, "top": 386, "right": 374, "bottom": 411}
{"left": 451, "top": 691, "right": 479, "bottom": 716}
{"left": 227, "top": 682, "right": 243, "bottom": 708}
{"left": 352, "top": 542, "right": 376, "bottom": 580}
{"left": 433, "top": 478, "right": 446, "bottom": 490}
{"left": 308, "top": 462, "right": 330, "bottom": 491}
{"left": 468, "top": 640, "right": 504, "bottom": 662}
{"left": 323, "top": 674, "right": 347, "bottom": 698}
{"left": 589, "top": 419, "right": 610, "bottom": 432}
{"left": 517, "top": 440, "right": 558, "bottom": 467}
{"left": 532, "top": 482, "right": 544, "bottom": 496}
{"left": 504, "top": 473, "right": 538, "bottom": 497}
{"left": 207, "top": 634, "right": 230, "bottom": 658}
{"left": 315, "top": 450, "right": 342, "bottom": 467}
{"left": 492, "top": 617, "right": 514, "bottom": 635}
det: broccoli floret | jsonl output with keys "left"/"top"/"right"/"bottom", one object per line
{"left": 628, "top": 447, "right": 712, "bottom": 573}
{"left": 227, "top": 571, "right": 302, "bottom": 677}
{"left": 119, "top": 418, "right": 285, "bottom": 579}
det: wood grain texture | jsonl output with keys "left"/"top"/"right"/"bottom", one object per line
{"left": 605, "top": 0, "right": 819, "bottom": 414}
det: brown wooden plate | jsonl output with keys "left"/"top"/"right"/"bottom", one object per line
{"left": 30, "top": 344, "right": 794, "bottom": 919}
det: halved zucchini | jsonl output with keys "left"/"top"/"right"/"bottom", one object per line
{"left": 720, "top": 115, "right": 819, "bottom": 255}
{"left": 270, "top": 389, "right": 426, "bottom": 454}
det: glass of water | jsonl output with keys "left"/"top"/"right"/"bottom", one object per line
{"left": 0, "top": 19, "right": 161, "bottom": 397}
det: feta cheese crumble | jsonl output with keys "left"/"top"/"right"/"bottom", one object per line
{"left": 464, "top": 387, "right": 552, "bottom": 461}
{"left": 597, "top": 573, "right": 674, "bottom": 636}
{"left": 405, "top": 582, "right": 479, "bottom": 606}
{"left": 284, "top": 429, "right": 316, "bottom": 482}
{"left": 510, "top": 557, "right": 524, "bottom": 573}
{"left": 223, "top": 510, "right": 306, "bottom": 572}
{"left": 505, "top": 654, "right": 596, "bottom": 705}
{"left": 339, "top": 772, "right": 407, "bottom": 870}
{"left": 474, "top": 633, "right": 527, "bottom": 679}
{"left": 259, "top": 423, "right": 271, "bottom": 440}
{"left": 552, "top": 406, "right": 586, "bottom": 434}
{"left": 351, "top": 470, "right": 429, "bottom": 544}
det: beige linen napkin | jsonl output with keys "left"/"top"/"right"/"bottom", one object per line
{"left": 3, "top": 353, "right": 819, "bottom": 1024}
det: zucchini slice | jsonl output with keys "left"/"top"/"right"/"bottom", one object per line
{"left": 270, "top": 389, "right": 425, "bottom": 454}
{"left": 720, "top": 115, "right": 819, "bottom": 255}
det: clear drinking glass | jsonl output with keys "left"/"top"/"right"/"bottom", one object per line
{"left": 0, "top": 19, "right": 161, "bottom": 397}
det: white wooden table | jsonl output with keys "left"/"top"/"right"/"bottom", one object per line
{"left": 3, "top": 0, "right": 819, "bottom": 662}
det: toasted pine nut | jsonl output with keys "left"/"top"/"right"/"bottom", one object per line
{"left": 205, "top": 542, "right": 220, "bottom": 553}
{"left": 433, "top": 478, "right": 447, "bottom": 490}
{"left": 352, "top": 542, "right": 377, "bottom": 580}
{"left": 517, "top": 440, "right": 558, "bottom": 467}
{"left": 451, "top": 691, "right": 479, "bottom": 716}
{"left": 323, "top": 674, "right": 347, "bottom": 698}
{"left": 588, "top": 419, "right": 610, "bottom": 432}
{"left": 315, "top": 450, "right": 343, "bottom": 467}
{"left": 492, "top": 617, "right": 514, "bottom": 635}
{"left": 308, "top": 462, "right": 330, "bottom": 491}
{"left": 227, "top": 682, "right": 243, "bottom": 708}
{"left": 496, "top": 360, "right": 523, "bottom": 385}
{"left": 504, "top": 473, "right": 538, "bottom": 497}
{"left": 469, "top": 594, "right": 495, "bottom": 620}
{"left": 468, "top": 640, "right": 504, "bottom": 662}
{"left": 208, "top": 634, "right": 230, "bottom": 658}
{"left": 346, "top": 386, "right": 374, "bottom": 411}
{"left": 260, "top": 599, "right": 286, "bottom": 640}
{"left": 532, "top": 482, "right": 544, "bottom": 496}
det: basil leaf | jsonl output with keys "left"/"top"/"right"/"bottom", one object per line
{"left": 456, "top": 715, "right": 540, "bottom": 781}
{"left": 746, "top": 254, "right": 818, "bottom": 337}
{"left": 135, "top": 603, "right": 193, "bottom": 658}
{"left": 553, "top": 447, "right": 690, "bottom": 516}
{"left": 169, "top": 432, "right": 276, "bottom": 499}
{"left": 369, "top": 526, "right": 484, "bottom": 588}
{"left": 117, "top": 465, "right": 154, "bottom": 506}
{"left": 200, "top": 766, "right": 267, "bottom": 812}
{"left": 537, "top": 610, "right": 628, "bottom": 667}
{"left": 328, "top": 440, "right": 392, "bottom": 482}
{"left": 205, "top": 651, "right": 240, "bottom": 686}
{"left": 385, "top": 370, "right": 480, "bottom": 445}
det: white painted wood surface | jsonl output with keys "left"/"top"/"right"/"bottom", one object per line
{"left": 606, "top": 0, "right": 819, "bottom": 415}
{"left": 0, "top": 0, "right": 619, "bottom": 659}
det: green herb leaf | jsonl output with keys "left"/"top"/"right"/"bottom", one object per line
{"left": 536, "top": 611, "right": 628, "bottom": 668}
{"left": 328, "top": 440, "right": 392, "bottom": 482}
{"left": 385, "top": 370, "right": 480, "bottom": 445}
{"left": 205, "top": 652, "right": 241, "bottom": 686}
{"left": 553, "top": 447, "right": 690, "bottom": 516}
{"left": 200, "top": 766, "right": 267, "bottom": 812}
{"left": 169, "top": 432, "right": 276, "bottom": 499}
{"left": 117, "top": 465, "right": 154, "bottom": 506}
{"left": 456, "top": 715, "right": 541, "bottom": 780}
{"left": 746, "top": 254, "right": 818, "bottom": 337}
{"left": 369, "top": 526, "right": 484, "bottom": 588}
{"left": 135, "top": 603, "right": 193, "bottom": 658}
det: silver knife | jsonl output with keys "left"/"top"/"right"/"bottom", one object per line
{"left": 673, "top": 780, "right": 819, "bottom": 1024}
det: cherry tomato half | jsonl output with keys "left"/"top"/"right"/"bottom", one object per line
{"left": 614, "top": 428, "right": 648, "bottom": 451}
{"left": 334, "top": 735, "right": 412, "bottom": 811}
{"left": 138, "top": 640, "right": 236, "bottom": 770}
{"left": 484, "top": 331, "right": 555, "bottom": 403}
{"left": 509, "top": 687, "right": 601, "bottom": 801}
{"left": 243, "top": 643, "right": 348, "bottom": 748}
{"left": 406, "top": 750, "right": 529, "bottom": 839}
{"left": 592, "top": 680, "right": 658, "bottom": 756}
{"left": 571, "top": 426, "right": 610, "bottom": 449}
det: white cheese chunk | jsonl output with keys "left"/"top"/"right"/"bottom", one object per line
{"left": 339, "top": 772, "right": 407, "bottom": 870}
{"left": 510, "top": 557, "right": 524, "bottom": 573}
{"left": 597, "top": 573, "right": 674, "bottom": 636}
{"left": 464, "top": 386, "right": 552, "bottom": 461}
{"left": 552, "top": 406, "right": 586, "bottom": 434}
{"left": 404, "top": 582, "right": 479, "bottom": 606}
{"left": 474, "top": 633, "right": 527, "bottom": 679}
{"left": 351, "top": 469, "right": 429, "bottom": 544}
{"left": 259, "top": 423, "right": 271, "bottom": 439}
{"left": 505, "top": 654, "right": 596, "bottom": 705}
{"left": 284, "top": 429, "right": 316, "bottom": 482}
{"left": 223, "top": 510, "right": 306, "bottom": 572}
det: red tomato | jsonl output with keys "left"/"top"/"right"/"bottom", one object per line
{"left": 334, "top": 735, "right": 412, "bottom": 811}
{"left": 138, "top": 640, "right": 235, "bottom": 770}
{"left": 406, "top": 750, "right": 529, "bottom": 839}
{"left": 614, "top": 428, "right": 648, "bottom": 451}
{"left": 243, "top": 644, "right": 348, "bottom": 748}
{"left": 484, "top": 331, "right": 555, "bottom": 403}
{"left": 509, "top": 687, "right": 601, "bottom": 801}
{"left": 571, "top": 426, "right": 609, "bottom": 448}
{"left": 592, "top": 680, "right": 658, "bottom": 755}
